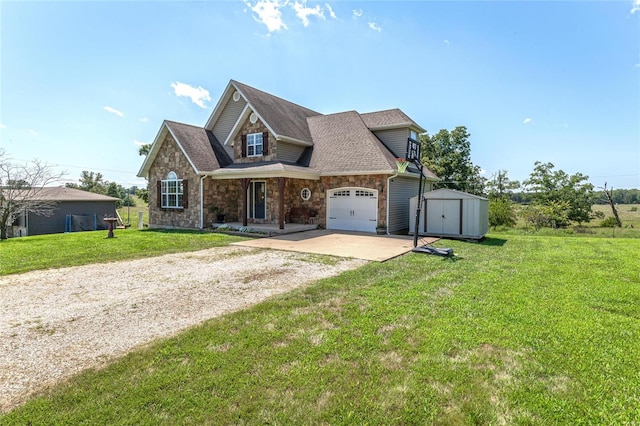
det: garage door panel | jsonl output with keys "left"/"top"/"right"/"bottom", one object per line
{"left": 327, "top": 188, "right": 378, "bottom": 233}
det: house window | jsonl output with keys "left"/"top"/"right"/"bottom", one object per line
{"left": 247, "top": 133, "right": 263, "bottom": 157}
{"left": 410, "top": 130, "right": 418, "bottom": 141}
{"left": 301, "top": 188, "right": 311, "bottom": 201}
{"left": 161, "top": 171, "right": 184, "bottom": 208}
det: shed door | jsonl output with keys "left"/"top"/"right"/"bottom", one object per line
{"left": 425, "top": 199, "right": 461, "bottom": 235}
{"left": 327, "top": 188, "right": 378, "bottom": 233}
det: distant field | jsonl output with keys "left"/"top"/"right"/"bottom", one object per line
{"left": 591, "top": 203, "right": 640, "bottom": 228}
{"left": 117, "top": 195, "right": 149, "bottom": 227}
{"left": 506, "top": 203, "right": 640, "bottom": 238}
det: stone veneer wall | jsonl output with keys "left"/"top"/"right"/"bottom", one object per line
{"left": 321, "top": 174, "right": 389, "bottom": 227}
{"left": 203, "top": 178, "right": 241, "bottom": 226}
{"left": 148, "top": 133, "right": 200, "bottom": 229}
{"left": 200, "top": 174, "right": 389, "bottom": 228}
{"left": 233, "top": 117, "right": 277, "bottom": 164}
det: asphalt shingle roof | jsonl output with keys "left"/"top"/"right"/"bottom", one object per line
{"left": 360, "top": 108, "right": 425, "bottom": 132}
{"left": 5, "top": 187, "right": 120, "bottom": 202}
{"left": 231, "top": 80, "right": 322, "bottom": 144}
{"left": 165, "top": 121, "right": 232, "bottom": 172}
{"left": 141, "top": 80, "right": 438, "bottom": 179}
{"left": 307, "top": 111, "right": 397, "bottom": 174}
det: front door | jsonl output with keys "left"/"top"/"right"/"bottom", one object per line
{"left": 249, "top": 181, "right": 266, "bottom": 220}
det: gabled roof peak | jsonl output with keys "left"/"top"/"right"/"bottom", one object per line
{"left": 230, "top": 80, "right": 322, "bottom": 116}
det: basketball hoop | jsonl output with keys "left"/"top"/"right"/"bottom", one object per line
{"left": 396, "top": 158, "right": 409, "bottom": 173}
{"left": 406, "top": 138, "right": 421, "bottom": 164}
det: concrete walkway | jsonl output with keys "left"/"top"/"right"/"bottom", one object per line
{"left": 233, "top": 230, "right": 439, "bottom": 262}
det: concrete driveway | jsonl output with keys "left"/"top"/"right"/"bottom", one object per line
{"left": 233, "top": 230, "right": 439, "bottom": 262}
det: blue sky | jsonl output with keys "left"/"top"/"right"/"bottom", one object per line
{"left": 1, "top": 0, "right": 639, "bottom": 189}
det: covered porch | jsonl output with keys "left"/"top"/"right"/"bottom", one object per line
{"left": 207, "top": 163, "right": 322, "bottom": 231}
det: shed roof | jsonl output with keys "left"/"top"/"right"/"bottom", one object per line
{"left": 421, "top": 188, "right": 488, "bottom": 200}
{"left": 5, "top": 187, "right": 120, "bottom": 202}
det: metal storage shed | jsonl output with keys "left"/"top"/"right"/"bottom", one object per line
{"left": 409, "top": 188, "right": 489, "bottom": 240}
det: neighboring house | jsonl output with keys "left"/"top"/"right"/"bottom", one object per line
{"left": 138, "top": 80, "right": 438, "bottom": 234}
{"left": 7, "top": 187, "right": 119, "bottom": 237}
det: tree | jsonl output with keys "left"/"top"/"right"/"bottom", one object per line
{"left": 523, "top": 161, "right": 594, "bottom": 225}
{"left": 420, "top": 126, "right": 486, "bottom": 195}
{"left": 138, "top": 144, "right": 151, "bottom": 156}
{"left": 0, "top": 148, "right": 66, "bottom": 240}
{"left": 66, "top": 170, "right": 107, "bottom": 194}
{"left": 136, "top": 187, "right": 149, "bottom": 204}
{"left": 486, "top": 170, "right": 520, "bottom": 200}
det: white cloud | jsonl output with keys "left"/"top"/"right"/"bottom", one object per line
{"left": 326, "top": 3, "right": 336, "bottom": 19}
{"left": 292, "top": 1, "right": 325, "bottom": 27}
{"left": 134, "top": 140, "right": 148, "bottom": 147}
{"left": 171, "top": 82, "right": 211, "bottom": 108}
{"left": 104, "top": 106, "right": 124, "bottom": 117}
{"left": 28, "top": 129, "right": 38, "bottom": 136}
{"left": 523, "top": 118, "right": 532, "bottom": 124}
{"left": 0, "top": 123, "right": 5, "bottom": 129}
{"left": 368, "top": 22, "right": 381, "bottom": 32}
{"left": 140, "top": 117, "right": 148, "bottom": 123}
{"left": 245, "top": 0, "right": 288, "bottom": 32}
{"left": 444, "top": 39, "right": 450, "bottom": 46}
{"left": 353, "top": 9, "right": 363, "bottom": 18}
{"left": 631, "top": 0, "right": 640, "bottom": 13}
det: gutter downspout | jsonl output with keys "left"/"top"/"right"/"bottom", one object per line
{"left": 385, "top": 172, "right": 398, "bottom": 235}
{"left": 199, "top": 172, "right": 221, "bottom": 229}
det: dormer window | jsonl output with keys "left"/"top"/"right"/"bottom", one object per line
{"left": 410, "top": 130, "right": 418, "bottom": 141}
{"left": 247, "top": 133, "right": 263, "bottom": 157}
{"left": 240, "top": 132, "right": 268, "bottom": 158}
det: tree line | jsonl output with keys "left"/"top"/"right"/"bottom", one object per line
{"left": 419, "top": 126, "right": 637, "bottom": 229}
{"left": 65, "top": 171, "right": 145, "bottom": 207}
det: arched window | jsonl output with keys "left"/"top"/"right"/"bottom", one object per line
{"left": 160, "top": 171, "right": 185, "bottom": 208}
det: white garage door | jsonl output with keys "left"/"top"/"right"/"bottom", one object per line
{"left": 327, "top": 188, "right": 378, "bottom": 233}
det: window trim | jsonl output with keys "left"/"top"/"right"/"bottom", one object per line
{"left": 246, "top": 133, "right": 263, "bottom": 157}
{"left": 161, "top": 171, "right": 184, "bottom": 209}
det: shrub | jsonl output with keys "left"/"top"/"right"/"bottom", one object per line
{"left": 521, "top": 201, "right": 570, "bottom": 230}
{"left": 489, "top": 198, "right": 516, "bottom": 228}
{"left": 630, "top": 206, "right": 638, "bottom": 212}
{"left": 600, "top": 217, "right": 618, "bottom": 228}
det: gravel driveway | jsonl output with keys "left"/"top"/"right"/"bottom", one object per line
{"left": 0, "top": 246, "right": 366, "bottom": 412}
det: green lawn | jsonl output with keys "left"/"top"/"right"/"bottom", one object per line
{"left": 2, "top": 233, "right": 639, "bottom": 424}
{"left": 0, "top": 228, "right": 246, "bottom": 276}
